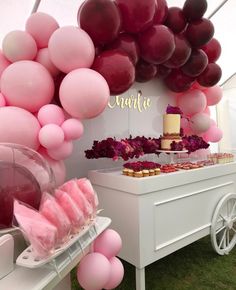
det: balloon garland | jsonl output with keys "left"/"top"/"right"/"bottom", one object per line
{"left": 0, "top": 0, "right": 223, "bottom": 186}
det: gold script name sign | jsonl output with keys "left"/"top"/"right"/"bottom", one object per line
{"left": 108, "top": 90, "right": 151, "bottom": 113}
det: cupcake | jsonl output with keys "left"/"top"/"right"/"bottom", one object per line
{"left": 142, "top": 170, "right": 149, "bottom": 177}
{"left": 122, "top": 168, "right": 129, "bottom": 175}
{"left": 134, "top": 171, "right": 143, "bottom": 178}
{"left": 149, "top": 169, "right": 155, "bottom": 176}
{"left": 128, "top": 169, "right": 134, "bottom": 177}
{"left": 155, "top": 168, "right": 161, "bottom": 175}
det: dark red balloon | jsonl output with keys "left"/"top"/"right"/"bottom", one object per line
{"left": 201, "top": 38, "right": 221, "bottom": 63}
{"left": 115, "top": 0, "right": 156, "bottom": 33}
{"left": 164, "top": 34, "right": 191, "bottom": 68}
{"left": 197, "top": 63, "right": 222, "bottom": 87}
{"left": 153, "top": 0, "right": 168, "bottom": 24}
{"left": 156, "top": 65, "right": 171, "bottom": 78}
{"left": 181, "top": 49, "right": 208, "bottom": 77}
{"left": 183, "top": 0, "right": 207, "bottom": 21}
{"left": 186, "top": 18, "right": 214, "bottom": 48}
{"left": 164, "top": 69, "right": 194, "bottom": 92}
{"left": 78, "top": 0, "right": 121, "bottom": 46}
{"left": 53, "top": 73, "right": 66, "bottom": 107}
{"left": 135, "top": 60, "right": 157, "bottom": 83}
{"left": 138, "top": 25, "right": 175, "bottom": 64}
{"left": 0, "top": 161, "right": 42, "bottom": 228}
{"left": 107, "top": 33, "right": 140, "bottom": 65}
{"left": 92, "top": 50, "right": 135, "bottom": 95}
{"left": 165, "top": 7, "right": 187, "bottom": 33}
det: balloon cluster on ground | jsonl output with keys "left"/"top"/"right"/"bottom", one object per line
{"left": 77, "top": 229, "right": 124, "bottom": 290}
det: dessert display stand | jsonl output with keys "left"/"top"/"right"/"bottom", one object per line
{"left": 157, "top": 149, "right": 188, "bottom": 163}
{"left": 89, "top": 162, "right": 236, "bottom": 290}
{"left": 0, "top": 216, "right": 111, "bottom": 290}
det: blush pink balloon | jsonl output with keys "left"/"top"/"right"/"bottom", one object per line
{"left": 48, "top": 26, "right": 95, "bottom": 73}
{"left": 59, "top": 68, "right": 110, "bottom": 119}
{"left": 39, "top": 124, "right": 65, "bottom": 149}
{"left": 77, "top": 253, "right": 111, "bottom": 290}
{"left": 180, "top": 117, "right": 189, "bottom": 130}
{"left": 0, "top": 93, "right": 6, "bottom": 107}
{"left": 104, "top": 257, "right": 124, "bottom": 290}
{"left": 26, "top": 12, "right": 59, "bottom": 48}
{"left": 0, "top": 61, "right": 54, "bottom": 112}
{"left": 0, "top": 50, "right": 11, "bottom": 78}
{"left": 61, "top": 118, "right": 84, "bottom": 140}
{"left": 2, "top": 30, "right": 37, "bottom": 62}
{"left": 177, "top": 89, "right": 207, "bottom": 116}
{"left": 190, "top": 112, "right": 211, "bottom": 134}
{"left": 37, "top": 104, "right": 65, "bottom": 126}
{"left": 203, "top": 125, "right": 223, "bottom": 143}
{"left": 94, "top": 229, "right": 122, "bottom": 259}
{"left": 35, "top": 48, "right": 60, "bottom": 77}
{"left": 204, "top": 85, "right": 223, "bottom": 106}
{"left": 0, "top": 106, "right": 40, "bottom": 150}
{"left": 47, "top": 140, "right": 73, "bottom": 160}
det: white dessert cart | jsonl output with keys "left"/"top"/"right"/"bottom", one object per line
{"left": 89, "top": 162, "right": 236, "bottom": 290}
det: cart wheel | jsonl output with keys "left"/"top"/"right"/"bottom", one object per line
{"left": 211, "top": 193, "right": 236, "bottom": 255}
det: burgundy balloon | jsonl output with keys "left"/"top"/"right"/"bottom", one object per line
{"left": 115, "top": 0, "right": 156, "bottom": 33}
{"left": 107, "top": 33, "right": 140, "bottom": 65}
{"left": 135, "top": 60, "right": 157, "bottom": 83}
{"left": 201, "top": 38, "right": 221, "bottom": 63}
{"left": 0, "top": 161, "right": 42, "bottom": 228}
{"left": 164, "top": 34, "right": 191, "bottom": 68}
{"left": 164, "top": 69, "right": 194, "bottom": 92}
{"left": 197, "top": 63, "right": 222, "bottom": 87}
{"left": 138, "top": 25, "right": 175, "bottom": 64}
{"left": 181, "top": 49, "right": 208, "bottom": 77}
{"left": 183, "top": 0, "right": 207, "bottom": 21}
{"left": 165, "top": 7, "right": 187, "bottom": 34}
{"left": 153, "top": 0, "right": 168, "bottom": 24}
{"left": 92, "top": 50, "right": 135, "bottom": 95}
{"left": 53, "top": 72, "right": 66, "bottom": 107}
{"left": 156, "top": 64, "right": 171, "bottom": 78}
{"left": 78, "top": 0, "right": 121, "bottom": 47}
{"left": 186, "top": 18, "right": 214, "bottom": 48}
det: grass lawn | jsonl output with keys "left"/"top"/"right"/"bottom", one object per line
{"left": 71, "top": 236, "right": 236, "bottom": 290}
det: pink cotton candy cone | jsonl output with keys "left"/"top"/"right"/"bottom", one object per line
{"left": 54, "top": 189, "right": 85, "bottom": 233}
{"left": 77, "top": 178, "right": 99, "bottom": 212}
{"left": 40, "top": 192, "right": 71, "bottom": 245}
{"left": 14, "top": 200, "right": 57, "bottom": 258}
{"left": 59, "top": 179, "right": 93, "bottom": 219}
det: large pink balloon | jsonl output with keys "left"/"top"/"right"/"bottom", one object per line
{"left": 77, "top": 253, "right": 111, "bottom": 290}
{"left": 197, "top": 63, "right": 222, "bottom": 87}
{"left": 153, "top": 0, "right": 168, "bottom": 24}
{"left": 48, "top": 26, "right": 95, "bottom": 73}
{"left": 138, "top": 25, "right": 175, "bottom": 64}
{"left": 92, "top": 50, "right": 135, "bottom": 95}
{"left": 0, "top": 93, "right": 6, "bottom": 107}
{"left": 203, "top": 125, "right": 223, "bottom": 143}
{"left": 59, "top": 68, "right": 110, "bottom": 119}
{"left": 164, "top": 69, "right": 194, "bottom": 93}
{"left": 2, "top": 30, "right": 37, "bottom": 62}
{"left": 104, "top": 257, "right": 124, "bottom": 290}
{"left": 26, "top": 12, "right": 59, "bottom": 48}
{"left": 204, "top": 85, "right": 223, "bottom": 106}
{"left": 115, "top": 0, "right": 156, "bottom": 33}
{"left": 78, "top": 0, "right": 121, "bottom": 47}
{"left": 164, "top": 7, "right": 187, "bottom": 34}
{"left": 37, "top": 104, "right": 65, "bottom": 126}
{"left": 181, "top": 49, "right": 208, "bottom": 77}
{"left": 0, "top": 61, "right": 54, "bottom": 112}
{"left": 201, "top": 38, "right": 221, "bottom": 63}
{"left": 0, "top": 106, "right": 40, "bottom": 150}
{"left": 35, "top": 48, "right": 60, "bottom": 77}
{"left": 190, "top": 112, "right": 211, "bottom": 134}
{"left": 178, "top": 89, "right": 207, "bottom": 116}
{"left": 203, "top": 106, "right": 211, "bottom": 116}
{"left": 0, "top": 49, "right": 11, "bottom": 78}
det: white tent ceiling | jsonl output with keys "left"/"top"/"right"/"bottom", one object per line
{"left": 0, "top": 0, "right": 234, "bottom": 84}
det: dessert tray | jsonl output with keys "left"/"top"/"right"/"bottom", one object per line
{"left": 157, "top": 149, "right": 188, "bottom": 163}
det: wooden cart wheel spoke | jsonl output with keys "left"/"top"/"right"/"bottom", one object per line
{"left": 230, "top": 201, "right": 236, "bottom": 218}
{"left": 218, "top": 229, "right": 227, "bottom": 248}
{"left": 232, "top": 227, "right": 236, "bottom": 233}
{"left": 216, "top": 225, "right": 226, "bottom": 235}
{"left": 219, "top": 214, "right": 227, "bottom": 221}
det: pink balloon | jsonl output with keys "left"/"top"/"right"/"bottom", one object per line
{"left": 77, "top": 253, "right": 111, "bottom": 290}
{"left": 189, "top": 112, "right": 211, "bottom": 134}
{"left": 0, "top": 61, "right": 54, "bottom": 112}
{"left": 104, "top": 257, "right": 124, "bottom": 290}
{"left": 37, "top": 104, "right": 65, "bottom": 126}
{"left": 94, "top": 229, "right": 122, "bottom": 259}
{"left": 204, "top": 85, "right": 223, "bottom": 106}
{"left": 39, "top": 124, "right": 65, "bottom": 149}
{"left": 35, "top": 48, "right": 60, "bottom": 77}
{"left": 177, "top": 89, "right": 207, "bottom": 116}
{"left": 203, "top": 106, "right": 211, "bottom": 116}
{"left": 26, "top": 12, "right": 59, "bottom": 48}
{"left": 0, "top": 93, "right": 6, "bottom": 107}
{"left": 48, "top": 26, "right": 95, "bottom": 73}
{"left": 59, "top": 68, "right": 110, "bottom": 119}
{"left": 47, "top": 140, "right": 73, "bottom": 160}
{"left": 180, "top": 117, "right": 189, "bottom": 129}
{"left": 0, "top": 50, "right": 11, "bottom": 78}
{"left": 2, "top": 30, "right": 37, "bottom": 62}
{"left": 61, "top": 118, "right": 84, "bottom": 140}
{"left": 203, "top": 125, "right": 223, "bottom": 143}
{"left": 0, "top": 106, "right": 40, "bottom": 150}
